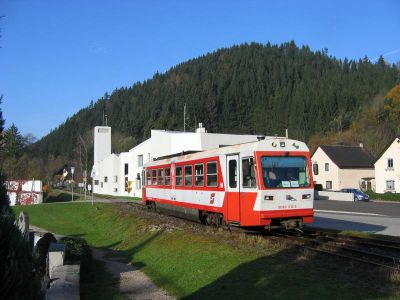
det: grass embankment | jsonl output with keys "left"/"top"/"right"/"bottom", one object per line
{"left": 14, "top": 203, "right": 400, "bottom": 299}
{"left": 366, "top": 191, "right": 400, "bottom": 202}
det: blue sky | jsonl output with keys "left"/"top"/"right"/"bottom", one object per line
{"left": 1, "top": 0, "right": 399, "bottom": 138}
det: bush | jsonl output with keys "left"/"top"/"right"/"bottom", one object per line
{"left": 365, "top": 190, "right": 400, "bottom": 201}
{"left": 61, "top": 237, "right": 92, "bottom": 265}
{"left": 0, "top": 210, "right": 39, "bottom": 299}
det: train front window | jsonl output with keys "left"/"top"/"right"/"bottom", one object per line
{"left": 261, "top": 156, "right": 310, "bottom": 188}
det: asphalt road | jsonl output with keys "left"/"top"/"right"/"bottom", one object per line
{"left": 308, "top": 199, "right": 400, "bottom": 236}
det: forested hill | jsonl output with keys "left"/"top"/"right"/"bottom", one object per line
{"left": 32, "top": 42, "right": 399, "bottom": 164}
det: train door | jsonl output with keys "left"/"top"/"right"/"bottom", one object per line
{"left": 226, "top": 154, "right": 240, "bottom": 222}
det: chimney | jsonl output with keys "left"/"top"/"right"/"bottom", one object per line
{"left": 196, "top": 123, "right": 206, "bottom": 133}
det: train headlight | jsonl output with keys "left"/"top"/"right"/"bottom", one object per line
{"left": 302, "top": 194, "right": 311, "bottom": 199}
{"left": 280, "top": 142, "right": 285, "bottom": 147}
{"left": 264, "top": 195, "right": 274, "bottom": 201}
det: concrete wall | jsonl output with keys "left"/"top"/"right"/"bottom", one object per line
{"left": 311, "top": 148, "right": 340, "bottom": 190}
{"left": 315, "top": 191, "right": 354, "bottom": 201}
{"left": 375, "top": 138, "right": 400, "bottom": 193}
{"left": 6, "top": 180, "right": 43, "bottom": 206}
{"left": 94, "top": 126, "right": 111, "bottom": 163}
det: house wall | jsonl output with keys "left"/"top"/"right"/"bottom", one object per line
{"left": 375, "top": 138, "right": 400, "bottom": 193}
{"left": 93, "top": 154, "right": 120, "bottom": 196}
{"left": 337, "top": 168, "right": 374, "bottom": 190}
{"left": 311, "top": 148, "right": 340, "bottom": 190}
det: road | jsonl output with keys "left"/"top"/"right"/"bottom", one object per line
{"left": 308, "top": 199, "right": 400, "bottom": 237}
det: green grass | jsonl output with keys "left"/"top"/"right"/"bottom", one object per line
{"left": 13, "top": 203, "right": 400, "bottom": 299}
{"left": 366, "top": 190, "right": 400, "bottom": 201}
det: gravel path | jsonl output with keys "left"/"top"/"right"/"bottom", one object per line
{"left": 92, "top": 248, "right": 174, "bottom": 300}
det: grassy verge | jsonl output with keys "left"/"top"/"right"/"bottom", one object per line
{"left": 366, "top": 190, "right": 400, "bottom": 201}
{"left": 93, "top": 193, "right": 141, "bottom": 201}
{"left": 13, "top": 203, "right": 400, "bottom": 299}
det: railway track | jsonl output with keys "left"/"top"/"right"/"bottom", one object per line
{"left": 122, "top": 201, "right": 400, "bottom": 270}
{"left": 270, "top": 228, "right": 400, "bottom": 270}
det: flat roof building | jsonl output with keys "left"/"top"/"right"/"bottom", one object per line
{"left": 91, "top": 124, "right": 259, "bottom": 198}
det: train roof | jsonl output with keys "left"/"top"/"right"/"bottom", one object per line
{"left": 145, "top": 137, "right": 310, "bottom": 167}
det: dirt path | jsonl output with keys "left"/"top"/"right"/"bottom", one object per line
{"left": 91, "top": 248, "right": 174, "bottom": 300}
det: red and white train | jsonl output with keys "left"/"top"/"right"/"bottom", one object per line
{"left": 142, "top": 136, "right": 314, "bottom": 228}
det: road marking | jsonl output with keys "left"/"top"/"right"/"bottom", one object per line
{"left": 315, "top": 210, "right": 387, "bottom": 217}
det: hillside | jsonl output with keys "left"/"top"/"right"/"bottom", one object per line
{"left": 29, "top": 41, "right": 399, "bottom": 178}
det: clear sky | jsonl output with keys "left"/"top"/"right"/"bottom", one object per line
{"left": 1, "top": 0, "right": 399, "bottom": 139}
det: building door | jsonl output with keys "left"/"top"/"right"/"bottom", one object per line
{"left": 226, "top": 155, "right": 240, "bottom": 222}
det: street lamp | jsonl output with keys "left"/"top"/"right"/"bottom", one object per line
{"left": 71, "top": 167, "right": 75, "bottom": 201}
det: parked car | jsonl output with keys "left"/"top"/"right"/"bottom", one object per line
{"left": 339, "top": 188, "right": 369, "bottom": 201}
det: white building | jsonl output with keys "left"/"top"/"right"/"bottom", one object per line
{"left": 374, "top": 137, "right": 400, "bottom": 193}
{"left": 311, "top": 144, "right": 375, "bottom": 191}
{"left": 91, "top": 124, "right": 259, "bottom": 198}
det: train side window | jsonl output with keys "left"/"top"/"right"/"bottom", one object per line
{"left": 195, "top": 164, "right": 204, "bottom": 186}
{"left": 146, "top": 170, "right": 151, "bottom": 185}
{"left": 184, "top": 165, "right": 193, "bottom": 186}
{"left": 157, "top": 169, "right": 164, "bottom": 185}
{"left": 165, "top": 168, "right": 171, "bottom": 185}
{"left": 229, "top": 160, "right": 237, "bottom": 188}
{"left": 242, "top": 157, "right": 256, "bottom": 188}
{"left": 151, "top": 169, "right": 157, "bottom": 185}
{"left": 176, "top": 166, "right": 183, "bottom": 186}
{"left": 207, "top": 162, "right": 218, "bottom": 187}
{"left": 142, "top": 170, "right": 146, "bottom": 186}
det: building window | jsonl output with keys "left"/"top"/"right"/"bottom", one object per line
{"left": 207, "top": 162, "right": 218, "bottom": 187}
{"left": 101, "top": 182, "right": 103, "bottom": 188}
{"left": 94, "top": 180, "right": 99, "bottom": 186}
{"left": 325, "top": 181, "right": 332, "bottom": 190}
{"left": 104, "top": 177, "right": 108, "bottom": 183}
{"left": 124, "top": 163, "right": 128, "bottom": 175}
{"left": 165, "top": 168, "right": 171, "bottom": 186}
{"left": 242, "top": 157, "right": 256, "bottom": 188}
{"left": 313, "top": 163, "right": 319, "bottom": 175}
{"left": 195, "top": 164, "right": 204, "bottom": 186}
{"left": 147, "top": 153, "right": 151, "bottom": 163}
{"left": 386, "top": 180, "right": 395, "bottom": 191}
{"left": 325, "top": 163, "right": 329, "bottom": 172}
{"left": 125, "top": 177, "right": 129, "bottom": 191}
{"left": 114, "top": 188, "right": 118, "bottom": 193}
{"left": 176, "top": 166, "right": 183, "bottom": 186}
{"left": 138, "top": 155, "right": 143, "bottom": 167}
{"left": 388, "top": 158, "right": 394, "bottom": 169}
{"left": 184, "top": 165, "right": 193, "bottom": 186}
{"left": 114, "top": 176, "right": 118, "bottom": 183}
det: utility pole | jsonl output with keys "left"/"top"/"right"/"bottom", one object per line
{"left": 71, "top": 167, "right": 75, "bottom": 201}
{"left": 184, "top": 104, "right": 186, "bottom": 132}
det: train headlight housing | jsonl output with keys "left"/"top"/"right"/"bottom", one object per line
{"left": 302, "top": 194, "right": 311, "bottom": 199}
{"left": 264, "top": 195, "right": 274, "bottom": 201}
{"left": 280, "top": 142, "right": 285, "bottom": 147}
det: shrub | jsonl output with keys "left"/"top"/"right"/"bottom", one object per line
{"left": 0, "top": 210, "right": 39, "bottom": 299}
{"left": 61, "top": 237, "right": 92, "bottom": 265}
